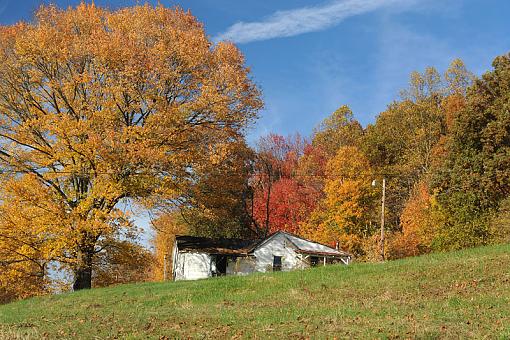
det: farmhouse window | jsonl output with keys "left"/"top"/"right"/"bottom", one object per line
{"left": 273, "top": 256, "right": 282, "bottom": 271}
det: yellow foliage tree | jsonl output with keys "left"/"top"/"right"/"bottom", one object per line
{"left": 0, "top": 175, "right": 62, "bottom": 302}
{"left": 0, "top": 3, "right": 261, "bottom": 294}
{"left": 300, "top": 146, "right": 376, "bottom": 255}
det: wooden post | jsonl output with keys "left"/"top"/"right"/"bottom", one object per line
{"left": 163, "top": 254, "right": 168, "bottom": 281}
{"left": 380, "top": 178, "right": 386, "bottom": 261}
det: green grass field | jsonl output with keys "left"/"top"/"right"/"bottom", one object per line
{"left": 1, "top": 244, "right": 510, "bottom": 339}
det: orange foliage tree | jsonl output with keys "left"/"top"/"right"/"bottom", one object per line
{"left": 151, "top": 213, "right": 188, "bottom": 281}
{"left": 92, "top": 240, "right": 156, "bottom": 288}
{"left": 389, "top": 180, "right": 435, "bottom": 259}
{"left": 0, "top": 3, "right": 261, "bottom": 295}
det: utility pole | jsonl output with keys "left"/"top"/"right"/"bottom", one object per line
{"left": 380, "top": 178, "right": 386, "bottom": 261}
{"left": 163, "top": 254, "right": 168, "bottom": 281}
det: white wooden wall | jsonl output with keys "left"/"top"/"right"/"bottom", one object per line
{"left": 252, "top": 233, "right": 307, "bottom": 272}
{"left": 174, "top": 252, "right": 212, "bottom": 281}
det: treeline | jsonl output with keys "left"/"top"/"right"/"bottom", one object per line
{"left": 154, "top": 54, "right": 510, "bottom": 267}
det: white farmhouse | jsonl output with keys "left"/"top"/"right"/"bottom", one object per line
{"left": 172, "top": 231, "right": 352, "bottom": 281}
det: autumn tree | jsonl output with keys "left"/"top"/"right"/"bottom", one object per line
{"left": 295, "top": 144, "right": 329, "bottom": 193}
{"left": 432, "top": 53, "right": 510, "bottom": 250}
{"left": 151, "top": 212, "right": 188, "bottom": 281}
{"left": 301, "top": 146, "right": 377, "bottom": 255}
{"left": 92, "top": 240, "right": 155, "bottom": 287}
{"left": 251, "top": 134, "right": 321, "bottom": 236}
{"left": 0, "top": 175, "right": 59, "bottom": 302}
{"left": 386, "top": 60, "right": 474, "bottom": 258}
{"left": 312, "top": 105, "right": 363, "bottom": 157}
{"left": 388, "top": 180, "right": 436, "bottom": 259}
{"left": 251, "top": 177, "right": 321, "bottom": 235}
{"left": 361, "top": 60, "right": 473, "bottom": 230}
{"left": 0, "top": 3, "right": 261, "bottom": 294}
{"left": 251, "top": 107, "right": 364, "bottom": 238}
{"left": 150, "top": 140, "right": 257, "bottom": 267}
{"left": 164, "top": 140, "right": 256, "bottom": 239}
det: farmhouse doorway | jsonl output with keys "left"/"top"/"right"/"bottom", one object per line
{"left": 215, "top": 255, "right": 227, "bottom": 275}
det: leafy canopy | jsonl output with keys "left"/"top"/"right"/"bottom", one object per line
{"left": 0, "top": 3, "right": 262, "bottom": 295}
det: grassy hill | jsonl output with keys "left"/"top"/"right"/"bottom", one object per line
{"left": 1, "top": 244, "right": 510, "bottom": 339}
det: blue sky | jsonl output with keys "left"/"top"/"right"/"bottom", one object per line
{"left": 2, "top": 0, "right": 509, "bottom": 142}
{"left": 1, "top": 0, "right": 509, "bottom": 242}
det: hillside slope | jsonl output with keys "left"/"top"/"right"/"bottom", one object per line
{"left": 1, "top": 244, "right": 510, "bottom": 339}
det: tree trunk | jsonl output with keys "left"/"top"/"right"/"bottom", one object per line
{"left": 263, "top": 164, "right": 272, "bottom": 238}
{"left": 73, "top": 249, "right": 93, "bottom": 291}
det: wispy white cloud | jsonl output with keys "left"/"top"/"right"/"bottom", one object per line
{"left": 215, "top": 0, "right": 413, "bottom": 44}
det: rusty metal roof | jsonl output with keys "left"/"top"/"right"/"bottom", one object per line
{"left": 175, "top": 235, "right": 260, "bottom": 255}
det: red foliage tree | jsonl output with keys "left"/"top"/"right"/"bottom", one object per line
{"left": 251, "top": 134, "right": 322, "bottom": 235}
{"left": 253, "top": 178, "right": 321, "bottom": 234}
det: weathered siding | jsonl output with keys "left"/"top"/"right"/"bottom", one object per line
{"left": 226, "top": 257, "right": 256, "bottom": 275}
{"left": 252, "top": 233, "right": 307, "bottom": 272}
{"left": 174, "top": 252, "right": 212, "bottom": 281}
